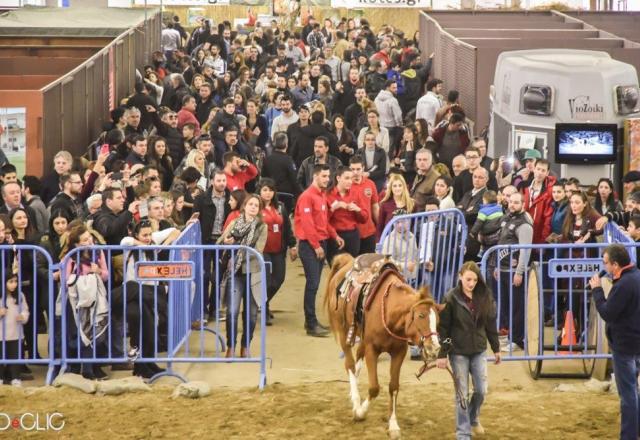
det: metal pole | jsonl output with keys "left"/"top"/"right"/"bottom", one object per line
{"left": 144, "top": 0, "right": 148, "bottom": 64}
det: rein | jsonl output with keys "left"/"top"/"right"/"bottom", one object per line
{"left": 415, "top": 358, "right": 468, "bottom": 411}
{"left": 380, "top": 282, "right": 438, "bottom": 343}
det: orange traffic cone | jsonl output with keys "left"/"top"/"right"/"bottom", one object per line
{"left": 560, "top": 311, "right": 577, "bottom": 355}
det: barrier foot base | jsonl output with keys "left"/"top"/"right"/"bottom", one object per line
{"left": 45, "top": 365, "right": 57, "bottom": 385}
{"left": 202, "top": 327, "right": 226, "bottom": 353}
{"left": 259, "top": 373, "right": 267, "bottom": 390}
{"left": 148, "top": 370, "right": 188, "bottom": 384}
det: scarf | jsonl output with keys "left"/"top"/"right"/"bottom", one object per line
{"left": 221, "top": 214, "right": 261, "bottom": 292}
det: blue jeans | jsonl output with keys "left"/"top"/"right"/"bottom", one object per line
{"left": 450, "top": 353, "right": 488, "bottom": 440}
{"left": 225, "top": 274, "right": 258, "bottom": 349}
{"left": 612, "top": 351, "right": 640, "bottom": 440}
{"left": 298, "top": 240, "right": 327, "bottom": 328}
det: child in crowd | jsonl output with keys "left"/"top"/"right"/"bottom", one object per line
{"left": 0, "top": 272, "right": 29, "bottom": 386}
{"left": 469, "top": 190, "right": 503, "bottom": 253}
{"left": 380, "top": 208, "right": 418, "bottom": 281}
{"left": 625, "top": 216, "right": 640, "bottom": 271}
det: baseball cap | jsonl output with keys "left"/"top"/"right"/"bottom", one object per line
{"left": 623, "top": 170, "right": 640, "bottom": 183}
{"left": 523, "top": 149, "right": 542, "bottom": 161}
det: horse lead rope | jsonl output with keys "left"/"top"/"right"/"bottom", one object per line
{"left": 415, "top": 361, "right": 468, "bottom": 411}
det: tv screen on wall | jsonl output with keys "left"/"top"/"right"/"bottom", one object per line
{"left": 555, "top": 123, "right": 618, "bottom": 164}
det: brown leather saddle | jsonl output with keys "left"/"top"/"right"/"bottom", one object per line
{"left": 340, "top": 254, "right": 401, "bottom": 345}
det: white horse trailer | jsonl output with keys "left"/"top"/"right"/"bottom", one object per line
{"left": 489, "top": 49, "right": 640, "bottom": 183}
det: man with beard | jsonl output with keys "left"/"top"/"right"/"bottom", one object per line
{"left": 294, "top": 164, "right": 344, "bottom": 337}
{"left": 333, "top": 67, "right": 362, "bottom": 116}
{"left": 196, "top": 83, "right": 215, "bottom": 126}
{"left": 149, "top": 107, "right": 185, "bottom": 166}
{"left": 344, "top": 86, "right": 366, "bottom": 133}
{"left": 271, "top": 95, "right": 299, "bottom": 139}
{"left": 193, "top": 169, "right": 231, "bottom": 322}
{"left": 291, "top": 110, "right": 337, "bottom": 167}
{"left": 297, "top": 136, "right": 341, "bottom": 189}
{"left": 49, "top": 172, "right": 85, "bottom": 220}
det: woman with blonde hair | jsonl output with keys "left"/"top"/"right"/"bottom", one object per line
{"left": 184, "top": 150, "right": 208, "bottom": 191}
{"left": 376, "top": 173, "right": 415, "bottom": 239}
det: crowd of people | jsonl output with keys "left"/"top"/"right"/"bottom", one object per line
{"left": 1, "top": 11, "right": 639, "bottom": 438}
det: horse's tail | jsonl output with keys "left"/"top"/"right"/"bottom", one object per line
{"left": 323, "top": 253, "right": 354, "bottom": 321}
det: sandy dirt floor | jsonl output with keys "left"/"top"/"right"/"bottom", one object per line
{"left": 1, "top": 260, "right": 620, "bottom": 438}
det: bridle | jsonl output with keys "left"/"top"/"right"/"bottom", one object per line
{"left": 380, "top": 282, "right": 467, "bottom": 410}
{"left": 380, "top": 282, "right": 438, "bottom": 344}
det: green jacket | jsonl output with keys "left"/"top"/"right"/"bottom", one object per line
{"left": 437, "top": 285, "right": 500, "bottom": 358}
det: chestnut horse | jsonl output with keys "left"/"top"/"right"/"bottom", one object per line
{"left": 324, "top": 254, "right": 442, "bottom": 439}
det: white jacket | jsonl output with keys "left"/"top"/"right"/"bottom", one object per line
{"left": 374, "top": 90, "right": 403, "bottom": 128}
{"left": 381, "top": 230, "right": 419, "bottom": 280}
{"left": 415, "top": 91, "right": 442, "bottom": 129}
{"left": 0, "top": 293, "right": 29, "bottom": 342}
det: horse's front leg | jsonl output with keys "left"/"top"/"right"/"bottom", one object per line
{"left": 388, "top": 345, "right": 407, "bottom": 440}
{"left": 354, "top": 344, "right": 380, "bottom": 421}
{"left": 340, "top": 331, "right": 362, "bottom": 417}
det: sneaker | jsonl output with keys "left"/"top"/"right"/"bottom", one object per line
{"left": 10, "top": 379, "right": 22, "bottom": 387}
{"left": 471, "top": 423, "right": 485, "bottom": 435}
{"left": 501, "top": 342, "right": 519, "bottom": 352}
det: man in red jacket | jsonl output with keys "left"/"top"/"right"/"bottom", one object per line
{"left": 349, "top": 156, "right": 379, "bottom": 253}
{"left": 327, "top": 166, "right": 369, "bottom": 262}
{"left": 177, "top": 95, "right": 201, "bottom": 137}
{"left": 522, "top": 158, "right": 555, "bottom": 244}
{"left": 223, "top": 151, "right": 258, "bottom": 191}
{"left": 294, "top": 164, "right": 345, "bottom": 337}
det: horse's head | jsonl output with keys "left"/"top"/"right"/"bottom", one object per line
{"left": 405, "top": 286, "right": 445, "bottom": 360}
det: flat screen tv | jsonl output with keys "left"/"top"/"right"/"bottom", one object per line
{"left": 555, "top": 123, "right": 618, "bottom": 164}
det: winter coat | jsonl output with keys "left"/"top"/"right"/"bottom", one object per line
{"left": 437, "top": 285, "right": 500, "bottom": 358}
{"left": 522, "top": 175, "right": 557, "bottom": 244}
{"left": 593, "top": 265, "right": 640, "bottom": 355}
{"left": 374, "top": 90, "right": 402, "bottom": 129}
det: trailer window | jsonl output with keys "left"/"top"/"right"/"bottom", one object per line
{"left": 615, "top": 85, "right": 639, "bottom": 116}
{"left": 519, "top": 85, "right": 553, "bottom": 117}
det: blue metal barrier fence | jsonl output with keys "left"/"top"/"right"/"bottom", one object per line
{"left": 480, "top": 242, "right": 615, "bottom": 379}
{"left": 0, "top": 245, "right": 56, "bottom": 384}
{"left": 376, "top": 208, "right": 467, "bottom": 301}
{"left": 604, "top": 221, "right": 637, "bottom": 263}
{"left": 57, "top": 242, "right": 268, "bottom": 388}
{"left": 0, "top": 224, "right": 268, "bottom": 389}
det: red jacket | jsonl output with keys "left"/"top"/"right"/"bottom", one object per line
{"left": 294, "top": 184, "right": 337, "bottom": 249}
{"left": 351, "top": 178, "right": 378, "bottom": 239}
{"left": 226, "top": 163, "right": 258, "bottom": 191}
{"left": 523, "top": 175, "right": 556, "bottom": 244}
{"left": 177, "top": 108, "right": 201, "bottom": 137}
{"left": 327, "top": 187, "right": 369, "bottom": 232}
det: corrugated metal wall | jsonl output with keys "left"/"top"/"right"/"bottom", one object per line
{"left": 420, "top": 12, "right": 477, "bottom": 130}
{"left": 40, "top": 11, "right": 161, "bottom": 171}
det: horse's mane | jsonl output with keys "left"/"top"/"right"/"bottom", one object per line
{"left": 394, "top": 281, "right": 435, "bottom": 307}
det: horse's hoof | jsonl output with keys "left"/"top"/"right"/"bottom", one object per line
{"left": 353, "top": 399, "right": 369, "bottom": 421}
{"left": 388, "top": 428, "right": 401, "bottom": 440}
